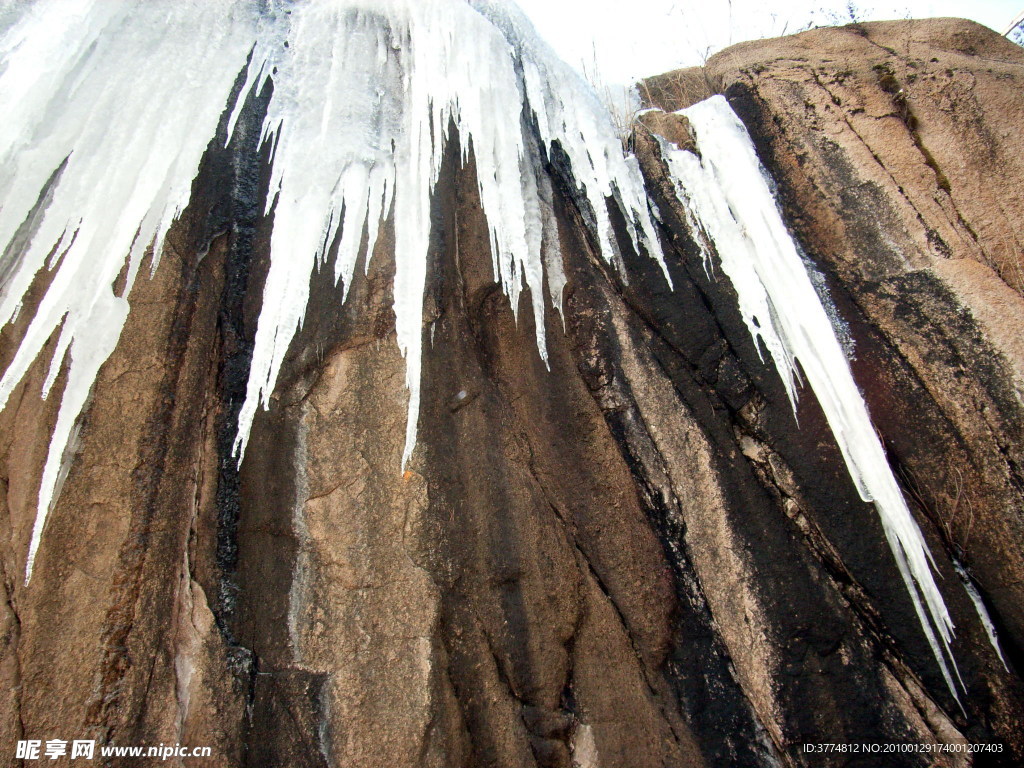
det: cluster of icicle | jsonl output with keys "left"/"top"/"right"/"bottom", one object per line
{"left": 228, "top": 0, "right": 669, "bottom": 466}
{"left": 0, "top": 0, "right": 665, "bottom": 582}
{"left": 657, "top": 95, "right": 962, "bottom": 701}
{"left": 0, "top": 0, "right": 258, "bottom": 583}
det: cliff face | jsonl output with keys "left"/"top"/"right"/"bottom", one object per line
{"left": 1, "top": 15, "right": 1023, "bottom": 768}
{"left": 641, "top": 18, "right": 1024, "bottom": 740}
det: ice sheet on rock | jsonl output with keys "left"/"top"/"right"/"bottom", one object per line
{"left": 0, "top": 0, "right": 257, "bottom": 582}
{"left": 659, "top": 94, "right": 961, "bottom": 700}
{"left": 232, "top": 0, "right": 668, "bottom": 466}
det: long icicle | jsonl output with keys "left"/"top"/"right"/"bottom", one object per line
{"left": 658, "top": 94, "right": 961, "bottom": 702}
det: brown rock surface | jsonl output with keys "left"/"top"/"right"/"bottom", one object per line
{"left": 1, "top": 16, "right": 1023, "bottom": 768}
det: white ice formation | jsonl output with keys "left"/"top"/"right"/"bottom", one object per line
{"left": 0, "top": 0, "right": 258, "bottom": 583}
{"left": 658, "top": 94, "right": 961, "bottom": 699}
{"left": 0, "top": 0, "right": 665, "bottom": 582}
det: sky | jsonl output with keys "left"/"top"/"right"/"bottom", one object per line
{"left": 514, "top": 0, "right": 1024, "bottom": 84}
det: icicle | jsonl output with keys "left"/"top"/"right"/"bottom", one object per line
{"left": 954, "top": 561, "right": 1008, "bottom": 670}
{"left": 659, "top": 94, "right": 961, "bottom": 701}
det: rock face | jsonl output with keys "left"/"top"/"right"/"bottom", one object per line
{"left": 1, "top": 16, "right": 1023, "bottom": 768}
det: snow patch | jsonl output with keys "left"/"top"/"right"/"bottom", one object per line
{"left": 571, "top": 723, "right": 599, "bottom": 768}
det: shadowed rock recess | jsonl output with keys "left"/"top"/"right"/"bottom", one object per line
{"left": 2, "top": 16, "right": 1024, "bottom": 768}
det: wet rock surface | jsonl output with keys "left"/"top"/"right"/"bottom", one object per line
{"left": 1, "top": 17, "right": 1023, "bottom": 768}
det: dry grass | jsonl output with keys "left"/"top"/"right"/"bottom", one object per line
{"left": 897, "top": 460, "right": 975, "bottom": 555}
{"left": 580, "top": 53, "right": 645, "bottom": 151}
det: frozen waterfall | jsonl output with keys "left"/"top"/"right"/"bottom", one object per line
{"left": 0, "top": 0, "right": 665, "bottom": 582}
